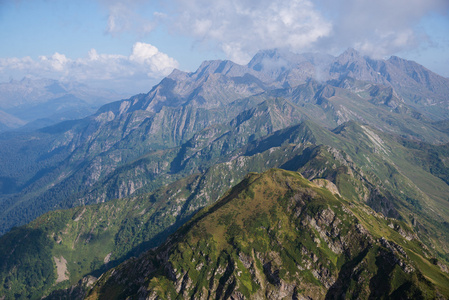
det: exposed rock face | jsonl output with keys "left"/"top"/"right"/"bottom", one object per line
{"left": 53, "top": 256, "right": 69, "bottom": 283}
{"left": 312, "top": 178, "right": 340, "bottom": 196}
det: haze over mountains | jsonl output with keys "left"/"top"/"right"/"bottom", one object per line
{"left": 1, "top": 48, "right": 449, "bottom": 299}
{"left": 0, "top": 78, "right": 128, "bottom": 132}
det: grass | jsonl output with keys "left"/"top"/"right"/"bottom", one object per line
{"left": 83, "top": 168, "right": 445, "bottom": 298}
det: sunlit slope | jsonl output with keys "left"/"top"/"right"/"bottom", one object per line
{"left": 86, "top": 169, "right": 449, "bottom": 299}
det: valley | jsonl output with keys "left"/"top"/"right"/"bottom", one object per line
{"left": 1, "top": 48, "right": 449, "bottom": 299}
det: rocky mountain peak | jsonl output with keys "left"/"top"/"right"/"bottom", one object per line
{"left": 192, "top": 59, "right": 248, "bottom": 79}
{"left": 248, "top": 48, "right": 305, "bottom": 72}
{"left": 332, "top": 48, "right": 366, "bottom": 67}
{"left": 340, "top": 47, "right": 361, "bottom": 58}
{"left": 166, "top": 68, "right": 189, "bottom": 81}
{"left": 248, "top": 48, "right": 283, "bottom": 65}
{"left": 329, "top": 48, "right": 386, "bottom": 84}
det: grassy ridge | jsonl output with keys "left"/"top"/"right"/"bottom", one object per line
{"left": 87, "top": 169, "right": 449, "bottom": 299}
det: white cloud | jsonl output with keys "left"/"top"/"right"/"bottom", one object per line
{"left": 130, "top": 42, "right": 159, "bottom": 64}
{"left": 0, "top": 43, "right": 179, "bottom": 93}
{"left": 99, "top": 0, "right": 157, "bottom": 36}
{"left": 315, "top": 0, "right": 449, "bottom": 57}
{"left": 39, "top": 53, "right": 69, "bottom": 72}
{"left": 130, "top": 42, "right": 179, "bottom": 75}
{"left": 91, "top": 0, "right": 449, "bottom": 66}
{"left": 159, "top": 0, "right": 448, "bottom": 62}
{"left": 170, "top": 0, "right": 332, "bottom": 64}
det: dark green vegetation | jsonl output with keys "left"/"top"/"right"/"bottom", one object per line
{"left": 85, "top": 169, "right": 449, "bottom": 299}
{"left": 1, "top": 48, "right": 449, "bottom": 299}
{"left": 0, "top": 227, "right": 55, "bottom": 299}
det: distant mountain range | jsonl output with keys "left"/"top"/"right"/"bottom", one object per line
{"left": 0, "top": 77, "right": 129, "bottom": 131}
{"left": 1, "top": 48, "right": 449, "bottom": 299}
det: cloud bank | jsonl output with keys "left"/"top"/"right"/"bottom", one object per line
{"left": 0, "top": 42, "right": 178, "bottom": 93}
{"left": 97, "top": 0, "right": 448, "bottom": 63}
{"left": 171, "top": 0, "right": 332, "bottom": 64}
{"left": 316, "top": 0, "right": 449, "bottom": 58}
{"left": 163, "top": 0, "right": 449, "bottom": 61}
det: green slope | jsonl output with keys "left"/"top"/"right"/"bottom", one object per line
{"left": 3, "top": 119, "right": 449, "bottom": 299}
{"left": 0, "top": 142, "right": 309, "bottom": 299}
{"left": 85, "top": 169, "right": 449, "bottom": 299}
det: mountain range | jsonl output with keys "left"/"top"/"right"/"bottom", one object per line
{"left": 0, "top": 48, "right": 449, "bottom": 299}
{"left": 0, "top": 77, "right": 128, "bottom": 132}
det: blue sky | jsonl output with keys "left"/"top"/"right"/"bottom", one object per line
{"left": 0, "top": 0, "right": 448, "bottom": 94}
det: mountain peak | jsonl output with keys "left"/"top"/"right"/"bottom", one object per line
{"left": 335, "top": 48, "right": 365, "bottom": 64}
{"left": 342, "top": 47, "right": 361, "bottom": 57}
{"left": 166, "top": 68, "right": 188, "bottom": 81}
{"left": 250, "top": 48, "right": 284, "bottom": 59}
{"left": 191, "top": 59, "right": 250, "bottom": 79}
{"left": 248, "top": 48, "right": 305, "bottom": 71}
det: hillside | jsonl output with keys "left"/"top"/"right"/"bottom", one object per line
{"left": 84, "top": 169, "right": 449, "bottom": 299}
{"left": 3, "top": 119, "right": 449, "bottom": 299}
